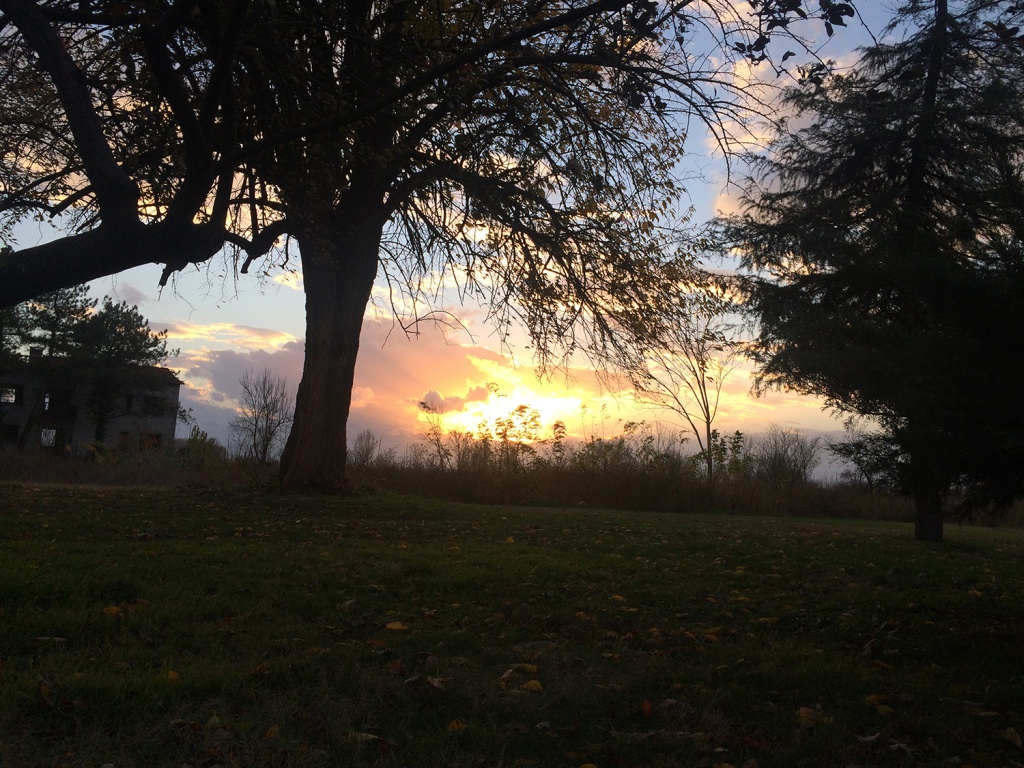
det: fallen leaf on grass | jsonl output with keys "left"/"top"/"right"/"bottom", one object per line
{"left": 866, "top": 694, "right": 893, "bottom": 716}
{"left": 103, "top": 606, "right": 123, "bottom": 618}
{"left": 346, "top": 730, "right": 381, "bottom": 743}
{"left": 385, "top": 621, "right": 409, "bottom": 631}
{"left": 962, "top": 700, "right": 999, "bottom": 717}
{"left": 447, "top": 719, "right": 468, "bottom": 732}
{"left": 521, "top": 680, "right": 543, "bottom": 692}
{"left": 427, "top": 676, "right": 452, "bottom": 690}
{"left": 38, "top": 679, "right": 55, "bottom": 707}
{"left": 263, "top": 724, "right": 279, "bottom": 741}
{"left": 641, "top": 699, "right": 653, "bottom": 717}
{"left": 166, "top": 670, "right": 181, "bottom": 684}
{"left": 796, "top": 707, "right": 831, "bottom": 728}
{"left": 1001, "top": 727, "right": 1022, "bottom": 748}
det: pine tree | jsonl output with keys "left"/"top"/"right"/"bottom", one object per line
{"left": 722, "top": 0, "right": 1024, "bottom": 540}
{"left": 0, "top": 303, "right": 28, "bottom": 362}
{"left": 73, "top": 297, "right": 176, "bottom": 443}
{"left": 23, "top": 285, "right": 96, "bottom": 357}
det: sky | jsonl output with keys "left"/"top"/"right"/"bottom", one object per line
{"left": 72, "top": 161, "right": 846, "bottom": 462}
{"left": 10, "top": 3, "right": 898, "bottom": 466}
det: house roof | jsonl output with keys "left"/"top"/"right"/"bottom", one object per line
{"left": 134, "top": 366, "right": 184, "bottom": 387}
{"left": 0, "top": 358, "right": 183, "bottom": 388}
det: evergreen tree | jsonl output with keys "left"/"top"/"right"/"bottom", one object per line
{"left": 722, "top": 0, "right": 1024, "bottom": 541}
{"left": 23, "top": 285, "right": 96, "bottom": 357}
{"left": 73, "top": 297, "right": 172, "bottom": 367}
{"left": 73, "top": 297, "right": 176, "bottom": 442}
{"left": 0, "top": 302, "right": 28, "bottom": 362}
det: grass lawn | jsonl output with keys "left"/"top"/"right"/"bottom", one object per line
{"left": 1, "top": 484, "right": 1022, "bottom": 767}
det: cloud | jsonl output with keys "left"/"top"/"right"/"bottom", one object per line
{"left": 173, "top": 339, "right": 305, "bottom": 407}
{"left": 418, "top": 384, "right": 493, "bottom": 414}
{"left": 351, "top": 386, "right": 376, "bottom": 409}
{"left": 271, "top": 270, "right": 304, "bottom": 291}
{"left": 169, "top": 318, "right": 512, "bottom": 447}
{"left": 105, "top": 282, "right": 151, "bottom": 307}
{"left": 165, "top": 322, "right": 297, "bottom": 350}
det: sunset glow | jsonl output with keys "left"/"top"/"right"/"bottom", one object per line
{"left": 87, "top": 253, "right": 847, "bottom": 455}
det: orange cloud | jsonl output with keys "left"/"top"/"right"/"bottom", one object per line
{"left": 165, "top": 321, "right": 297, "bottom": 350}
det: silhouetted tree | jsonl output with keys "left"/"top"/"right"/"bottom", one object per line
{"left": 753, "top": 424, "right": 820, "bottom": 491}
{"left": 74, "top": 297, "right": 175, "bottom": 441}
{"left": 22, "top": 284, "right": 95, "bottom": 357}
{"left": 230, "top": 368, "right": 294, "bottom": 464}
{"left": 721, "top": 0, "right": 1024, "bottom": 540}
{"left": 0, "top": 302, "right": 28, "bottom": 363}
{"left": 630, "top": 308, "right": 740, "bottom": 483}
{"left": 1, "top": 0, "right": 850, "bottom": 490}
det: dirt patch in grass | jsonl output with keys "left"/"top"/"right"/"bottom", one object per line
{"left": 2, "top": 484, "right": 1022, "bottom": 767}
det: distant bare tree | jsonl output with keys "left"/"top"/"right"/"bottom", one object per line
{"left": 631, "top": 311, "right": 740, "bottom": 483}
{"left": 754, "top": 424, "right": 821, "bottom": 491}
{"left": 230, "top": 369, "right": 294, "bottom": 464}
{"left": 349, "top": 429, "right": 396, "bottom": 472}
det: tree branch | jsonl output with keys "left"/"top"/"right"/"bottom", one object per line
{"left": 1, "top": 0, "right": 140, "bottom": 224}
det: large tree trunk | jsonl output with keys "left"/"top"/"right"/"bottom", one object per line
{"left": 913, "top": 486, "right": 943, "bottom": 542}
{"left": 908, "top": 446, "right": 944, "bottom": 542}
{"left": 277, "top": 194, "right": 384, "bottom": 491}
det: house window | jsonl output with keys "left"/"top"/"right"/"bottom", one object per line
{"left": 1, "top": 385, "right": 22, "bottom": 405}
{"left": 43, "top": 393, "right": 51, "bottom": 412}
{"left": 143, "top": 396, "right": 165, "bottom": 417}
{"left": 1, "top": 424, "right": 18, "bottom": 445}
{"left": 40, "top": 428, "right": 57, "bottom": 448}
{"left": 118, "top": 431, "right": 131, "bottom": 451}
{"left": 139, "top": 433, "right": 162, "bottom": 451}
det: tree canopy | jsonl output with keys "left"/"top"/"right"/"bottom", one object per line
{"left": 22, "top": 284, "right": 95, "bottom": 357}
{"left": 5, "top": 285, "right": 171, "bottom": 367}
{"left": 1, "top": 0, "right": 849, "bottom": 488}
{"left": 721, "top": 0, "right": 1024, "bottom": 540}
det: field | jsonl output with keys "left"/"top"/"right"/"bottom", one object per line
{"left": 1, "top": 483, "right": 1022, "bottom": 767}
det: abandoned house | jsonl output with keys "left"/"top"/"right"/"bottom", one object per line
{"left": 0, "top": 354, "right": 182, "bottom": 455}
